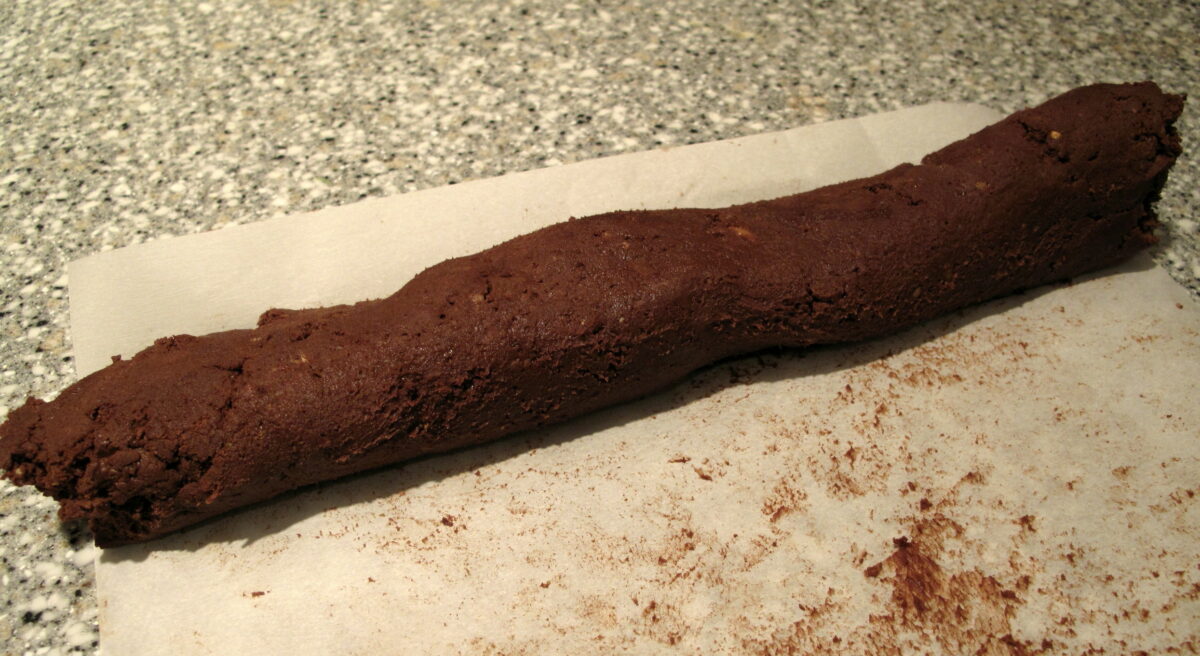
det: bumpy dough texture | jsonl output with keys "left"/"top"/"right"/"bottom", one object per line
{"left": 0, "top": 82, "right": 1184, "bottom": 546}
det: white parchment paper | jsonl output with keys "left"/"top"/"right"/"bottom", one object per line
{"left": 73, "top": 103, "right": 1200, "bottom": 654}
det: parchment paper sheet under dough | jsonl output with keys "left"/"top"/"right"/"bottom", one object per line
{"left": 71, "top": 103, "right": 1199, "bottom": 654}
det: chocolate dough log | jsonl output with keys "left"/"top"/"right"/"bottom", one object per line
{"left": 0, "top": 82, "right": 1184, "bottom": 546}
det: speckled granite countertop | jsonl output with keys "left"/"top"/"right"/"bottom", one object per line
{"left": 1, "top": 1, "right": 1196, "bottom": 653}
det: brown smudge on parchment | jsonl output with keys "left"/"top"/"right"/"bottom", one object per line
{"left": 860, "top": 515, "right": 1038, "bottom": 656}
{"left": 740, "top": 507, "right": 1048, "bottom": 656}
